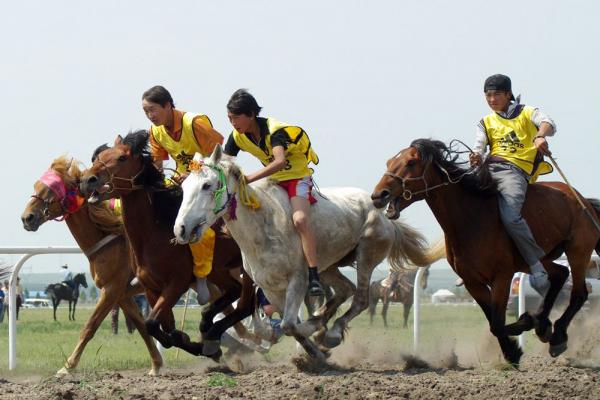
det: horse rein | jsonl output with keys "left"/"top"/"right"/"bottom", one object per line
{"left": 29, "top": 193, "right": 69, "bottom": 222}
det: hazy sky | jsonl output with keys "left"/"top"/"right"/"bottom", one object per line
{"left": 2, "top": 1, "right": 599, "bottom": 274}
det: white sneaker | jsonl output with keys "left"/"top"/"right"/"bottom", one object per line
{"left": 195, "top": 278, "right": 210, "bottom": 305}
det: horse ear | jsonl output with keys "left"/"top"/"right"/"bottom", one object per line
{"left": 209, "top": 144, "right": 223, "bottom": 165}
{"left": 114, "top": 135, "right": 123, "bottom": 146}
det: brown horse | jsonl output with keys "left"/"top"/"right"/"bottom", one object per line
{"left": 79, "top": 131, "right": 256, "bottom": 359}
{"left": 371, "top": 139, "right": 600, "bottom": 365}
{"left": 21, "top": 156, "right": 163, "bottom": 376}
{"left": 368, "top": 267, "right": 430, "bottom": 328}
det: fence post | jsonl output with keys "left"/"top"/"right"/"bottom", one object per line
{"left": 413, "top": 267, "right": 426, "bottom": 354}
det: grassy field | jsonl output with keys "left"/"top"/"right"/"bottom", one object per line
{"left": 0, "top": 302, "right": 535, "bottom": 377}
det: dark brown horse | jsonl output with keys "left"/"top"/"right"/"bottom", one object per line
{"left": 80, "top": 130, "right": 255, "bottom": 359}
{"left": 372, "top": 139, "right": 600, "bottom": 365}
{"left": 44, "top": 273, "right": 88, "bottom": 321}
{"left": 368, "top": 267, "right": 430, "bottom": 328}
{"left": 21, "top": 156, "right": 163, "bottom": 376}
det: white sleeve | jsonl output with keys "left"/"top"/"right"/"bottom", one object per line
{"left": 473, "top": 120, "right": 488, "bottom": 156}
{"left": 531, "top": 108, "right": 557, "bottom": 136}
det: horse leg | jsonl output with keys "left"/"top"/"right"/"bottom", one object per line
{"left": 549, "top": 254, "right": 590, "bottom": 358}
{"left": 489, "top": 277, "right": 523, "bottom": 366}
{"left": 52, "top": 298, "right": 58, "bottom": 321}
{"left": 368, "top": 288, "right": 376, "bottom": 325}
{"left": 403, "top": 301, "right": 411, "bottom": 329}
{"left": 533, "top": 261, "right": 569, "bottom": 342}
{"left": 117, "top": 293, "right": 163, "bottom": 375}
{"left": 382, "top": 298, "right": 390, "bottom": 328}
{"left": 323, "top": 253, "right": 377, "bottom": 349}
{"left": 72, "top": 299, "right": 78, "bottom": 321}
{"left": 200, "top": 269, "right": 242, "bottom": 336}
{"left": 300, "top": 267, "right": 355, "bottom": 341}
{"left": 57, "top": 287, "right": 116, "bottom": 377}
{"left": 68, "top": 300, "right": 72, "bottom": 321}
{"left": 203, "top": 273, "right": 256, "bottom": 357}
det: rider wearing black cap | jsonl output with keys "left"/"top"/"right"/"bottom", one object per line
{"left": 469, "top": 74, "right": 556, "bottom": 287}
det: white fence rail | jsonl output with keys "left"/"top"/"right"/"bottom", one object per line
{"left": 0, "top": 247, "right": 82, "bottom": 370}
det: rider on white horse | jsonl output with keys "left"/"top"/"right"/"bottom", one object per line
{"left": 223, "top": 89, "right": 324, "bottom": 298}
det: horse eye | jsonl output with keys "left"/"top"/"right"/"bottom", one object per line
{"left": 202, "top": 183, "right": 211, "bottom": 191}
{"left": 118, "top": 155, "right": 128, "bottom": 162}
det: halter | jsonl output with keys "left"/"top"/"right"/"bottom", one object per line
{"left": 384, "top": 158, "right": 475, "bottom": 201}
{"left": 31, "top": 170, "right": 83, "bottom": 221}
{"left": 189, "top": 159, "right": 259, "bottom": 219}
{"left": 94, "top": 157, "right": 144, "bottom": 193}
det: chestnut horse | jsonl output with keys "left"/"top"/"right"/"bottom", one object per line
{"left": 372, "top": 139, "right": 600, "bottom": 366}
{"left": 80, "top": 131, "right": 255, "bottom": 359}
{"left": 21, "top": 156, "right": 162, "bottom": 376}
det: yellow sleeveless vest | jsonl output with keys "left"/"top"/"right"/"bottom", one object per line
{"left": 232, "top": 117, "right": 319, "bottom": 182}
{"left": 151, "top": 112, "right": 213, "bottom": 174}
{"left": 483, "top": 106, "right": 552, "bottom": 182}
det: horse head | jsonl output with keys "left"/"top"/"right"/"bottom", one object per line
{"left": 372, "top": 139, "right": 494, "bottom": 219}
{"left": 371, "top": 141, "right": 440, "bottom": 219}
{"left": 80, "top": 131, "right": 148, "bottom": 202}
{"left": 174, "top": 144, "right": 239, "bottom": 244}
{"left": 73, "top": 273, "right": 88, "bottom": 289}
{"left": 22, "top": 156, "right": 83, "bottom": 231}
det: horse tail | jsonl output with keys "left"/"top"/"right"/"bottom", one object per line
{"left": 44, "top": 284, "right": 53, "bottom": 295}
{"left": 587, "top": 197, "right": 600, "bottom": 255}
{"left": 388, "top": 220, "right": 446, "bottom": 270}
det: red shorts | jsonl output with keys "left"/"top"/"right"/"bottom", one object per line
{"left": 278, "top": 176, "right": 317, "bottom": 204}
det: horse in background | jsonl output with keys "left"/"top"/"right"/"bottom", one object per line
{"left": 372, "top": 138, "right": 600, "bottom": 366}
{"left": 21, "top": 156, "right": 163, "bottom": 377}
{"left": 369, "top": 266, "right": 430, "bottom": 328}
{"left": 45, "top": 273, "right": 88, "bottom": 321}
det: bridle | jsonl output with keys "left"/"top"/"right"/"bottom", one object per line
{"left": 30, "top": 170, "right": 82, "bottom": 221}
{"left": 384, "top": 157, "right": 475, "bottom": 201}
{"left": 30, "top": 192, "right": 70, "bottom": 222}
{"left": 93, "top": 157, "right": 144, "bottom": 193}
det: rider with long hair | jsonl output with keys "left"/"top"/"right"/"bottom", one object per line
{"left": 223, "top": 89, "right": 324, "bottom": 297}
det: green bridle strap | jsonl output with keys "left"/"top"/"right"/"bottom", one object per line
{"left": 208, "top": 164, "right": 229, "bottom": 214}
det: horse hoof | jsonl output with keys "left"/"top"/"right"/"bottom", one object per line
{"left": 147, "top": 367, "right": 160, "bottom": 377}
{"left": 55, "top": 367, "right": 71, "bottom": 378}
{"left": 549, "top": 342, "right": 568, "bottom": 358}
{"left": 202, "top": 339, "right": 221, "bottom": 357}
{"left": 322, "top": 331, "right": 342, "bottom": 349}
{"left": 535, "top": 324, "right": 553, "bottom": 343}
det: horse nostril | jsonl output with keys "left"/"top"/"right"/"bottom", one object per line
{"left": 24, "top": 213, "right": 35, "bottom": 223}
{"left": 380, "top": 190, "right": 390, "bottom": 201}
{"left": 179, "top": 225, "right": 186, "bottom": 237}
{"left": 87, "top": 176, "right": 97, "bottom": 185}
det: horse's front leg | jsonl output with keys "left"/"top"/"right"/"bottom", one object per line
{"left": 489, "top": 276, "right": 523, "bottom": 366}
{"left": 203, "top": 272, "right": 256, "bottom": 356}
{"left": 68, "top": 300, "right": 73, "bottom": 321}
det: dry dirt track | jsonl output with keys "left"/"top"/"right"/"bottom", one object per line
{"left": 2, "top": 354, "right": 598, "bottom": 400}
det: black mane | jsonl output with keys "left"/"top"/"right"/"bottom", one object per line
{"left": 409, "top": 138, "right": 497, "bottom": 196}
{"left": 94, "top": 130, "right": 183, "bottom": 226}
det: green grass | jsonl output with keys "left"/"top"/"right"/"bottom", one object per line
{"left": 0, "top": 302, "right": 533, "bottom": 377}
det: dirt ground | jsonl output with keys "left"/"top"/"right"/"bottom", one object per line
{"left": 2, "top": 351, "right": 598, "bottom": 400}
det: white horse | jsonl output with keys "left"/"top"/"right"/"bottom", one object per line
{"left": 174, "top": 145, "right": 444, "bottom": 359}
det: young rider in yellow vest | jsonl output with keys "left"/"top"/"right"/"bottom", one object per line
{"left": 469, "top": 74, "right": 556, "bottom": 289}
{"left": 142, "top": 85, "right": 224, "bottom": 304}
{"left": 223, "top": 89, "right": 324, "bottom": 297}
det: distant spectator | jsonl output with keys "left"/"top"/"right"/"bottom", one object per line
{"left": 0, "top": 286, "right": 5, "bottom": 323}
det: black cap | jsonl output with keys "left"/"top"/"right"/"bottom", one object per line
{"left": 484, "top": 74, "right": 515, "bottom": 100}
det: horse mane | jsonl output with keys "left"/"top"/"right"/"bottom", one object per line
{"left": 87, "top": 203, "right": 124, "bottom": 235}
{"left": 409, "top": 139, "right": 497, "bottom": 196}
{"left": 121, "top": 130, "right": 183, "bottom": 226}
